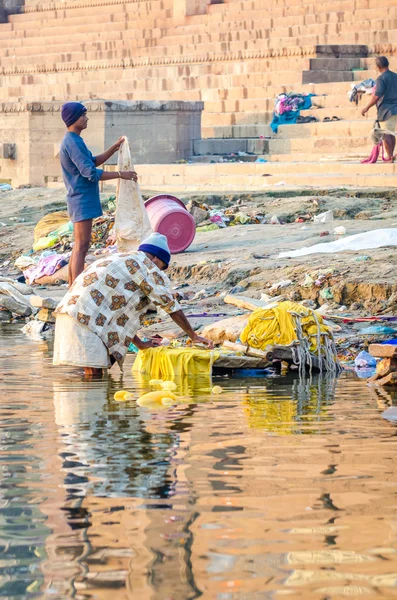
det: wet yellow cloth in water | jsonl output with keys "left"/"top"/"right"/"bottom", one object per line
{"left": 133, "top": 347, "right": 220, "bottom": 381}
{"left": 240, "top": 301, "right": 332, "bottom": 354}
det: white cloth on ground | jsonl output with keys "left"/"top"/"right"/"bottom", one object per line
{"left": 53, "top": 313, "right": 110, "bottom": 369}
{"left": 278, "top": 228, "right": 397, "bottom": 258}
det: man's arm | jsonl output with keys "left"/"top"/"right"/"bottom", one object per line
{"left": 362, "top": 95, "right": 380, "bottom": 116}
{"left": 170, "top": 309, "right": 214, "bottom": 348}
{"left": 95, "top": 137, "right": 124, "bottom": 166}
{"left": 100, "top": 171, "right": 138, "bottom": 181}
{"left": 136, "top": 269, "right": 214, "bottom": 348}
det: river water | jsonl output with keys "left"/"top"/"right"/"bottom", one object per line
{"left": 1, "top": 324, "right": 397, "bottom": 599}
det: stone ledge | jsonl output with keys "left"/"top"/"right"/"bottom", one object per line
{"left": 0, "top": 99, "right": 204, "bottom": 113}
{"left": 0, "top": 43, "right": 396, "bottom": 76}
{"left": 22, "top": 0, "right": 146, "bottom": 13}
{"left": 0, "top": 46, "right": 318, "bottom": 75}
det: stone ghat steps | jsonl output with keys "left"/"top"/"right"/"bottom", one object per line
{"left": 4, "top": 10, "right": 397, "bottom": 39}
{"left": 0, "top": 21, "right": 393, "bottom": 54}
{"left": 0, "top": 68, "right": 369, "bottom": 99}
{"left": 215, "top": 0, "right": 397, "bottom": 15}
{"left": 201, "top": 106, "right": 368, "bottom": 125}
{"left": 13, "top": 0, "right": 397, "bottom": 23}
{"left": 201, "top": 113, "right": 372, "bottom": 133}
{"left": 131, "top": 162, "right": 397, "bottom": 190}
{"left": 1, "top": 16, "right": 397, "bottom": 53}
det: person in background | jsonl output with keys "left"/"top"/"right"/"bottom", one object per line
{"left": 60, "top": 102, "right": 137, "bottom": 285}
{"left": 361, "top": 56, "right": 397, "bottom": 161}
{"left": 53, "top": 232, "right": 214, "bottom": 377}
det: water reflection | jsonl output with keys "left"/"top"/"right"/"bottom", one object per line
{"left": 1, "top": 325, "right": 397, "bottom": 598}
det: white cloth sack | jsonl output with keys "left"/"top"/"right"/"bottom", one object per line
{"left": 278, "top": 228, "right": 397, "bottom": 258}
{"left": 115, "top": 137, "right": 152, "bottom": 252}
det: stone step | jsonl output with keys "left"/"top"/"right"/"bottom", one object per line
{"left": 315, "top": 44, "right": 369, "bottom": 58}
{"left": 190, "top": 151, "right": 369, "bottom": 163}
{"left": 193, "top": 132, "right": 372, "bottom": 154}
{"left": 1, "top": 16, "right": 395, "bottom": 51}
{"left": 309, "top": 57, "right": 366, "bottom": 70}
{"left": 132, "top": 162, "right": 397, "bottom": 191}
{"left": 10, "top": 0, "right": 395, "bottom": 28}
{"left": 302, "top": 70, "right": 359, "bottom": 84}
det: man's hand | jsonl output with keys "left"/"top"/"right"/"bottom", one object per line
{"left": 191, "top": 334, "right": 214, "bottom": 349}
{"left": 119, "top": 171, "right": 138, "bottom": 182}
{"left": 361, "top": 107, "right": 369, "bottom": 117}
{"left": 135, "top": 338, "right": 162, "bottom": 351}
{"left": 113, "top": 137, "right": 125, "bottom": 152}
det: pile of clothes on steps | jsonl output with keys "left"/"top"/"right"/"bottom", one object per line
{"left": 270, "top": 93, "right": 315, "bottom": 133}
{"left": 348, "top": 78, "right": 376, "bottom": 105}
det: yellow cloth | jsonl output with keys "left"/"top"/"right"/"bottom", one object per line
{"left": 240, "top": 301, "right": 332, "bottom": 355}
{"left": 34, "top": 211, "right": 70, "bottom": 244}
{"left": 133, "top": 347, "right": 219, "bottom": 381}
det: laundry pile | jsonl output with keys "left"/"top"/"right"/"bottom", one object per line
{"left": 270, "top": 93, "right": 315, "bottom": 133}
{"left": 240, "top": 301, "right": 339, "bottom": 376}
{"left": 348, "top": 78, "right": 376, "bottom": 104}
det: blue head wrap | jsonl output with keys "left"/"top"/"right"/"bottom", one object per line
{"left": 61, "top": 102, "right": 87, "bottom": 127}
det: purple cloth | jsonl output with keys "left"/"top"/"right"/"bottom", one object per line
{"left": 24, "top": 254, "right": 69, "bottom": 284}
{"left": 61, "top": 102, "right": 86, "bottom": 127}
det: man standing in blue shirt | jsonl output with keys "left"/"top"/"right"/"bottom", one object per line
{"left": 60, "top": 102, "right": 138, "bottom": 285}
{"left": 361, "top": 56, "right": 397, "bottom": 161}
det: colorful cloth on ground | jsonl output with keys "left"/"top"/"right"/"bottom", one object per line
{"left": 240, "top": 301, "right": 333, "bottom": 355}
{"left": 270, "top": 93, "right": 314, "bottom": 134}
{"left": 60, "top": 131, "right": 103, "bottom": 223}
{"left": 23, "top": 253, "right": 69, "bottom": 284}
{"left": 55, "top": 251, "right": 181, "bottom": 366}
{"left": 133, "top": 346, "right": 219, "bottom": 380}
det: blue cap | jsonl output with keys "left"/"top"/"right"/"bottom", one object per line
{"left": 138, "top": 232, "right": 171, "bottom": 267}
{"left": 61, "top": 102, "right": 87, "bottom": 127}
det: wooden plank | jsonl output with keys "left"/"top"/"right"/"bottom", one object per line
{"left": 214, "top": 354, "right": 269, "bottom": 369}
{"left": 202, "top": 314, "right": 249, "bottom": 344}
{"left": 223, "top": 294, "right": 282, "bottom": 312}
{"left": 222, "top": 340, "right": 271, "bottom": 360}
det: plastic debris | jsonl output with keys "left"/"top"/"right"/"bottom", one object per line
{"left": 212, "top": 386, "right": 223, "bottom": 394}
{"left": 360, "top": 325, "right": 397, "bottom": 335}
{"left": 320, "top": 287, "right": 334, "bottom": 300}
{"left": 269, "top": 279, "right": 293, "bottom": 292}
{"left": 270, "top": 215, "right": 281, "bottom": 224}
{"left": 314, "top": 210, "right": 333, "bottom": 223}
{"left": 333, "top": 226, "right": 347, "bottom": 235}
{"left": 114, "top": 390, "right": 133, "bottom": 401}
{"left": 302, "top": 274, "right": 314, "bottom": 287}
{"left": 355, "top": 350, "right": 377, "bottom": 368}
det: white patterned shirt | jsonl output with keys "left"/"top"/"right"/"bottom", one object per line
{"left": 56, "top": 251, "right": 181, "bottom": 365}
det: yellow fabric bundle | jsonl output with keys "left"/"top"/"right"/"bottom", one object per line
{"left": 240, "top": 301, "right": 332, "bottom": 354}
{"left": 132, "top": 347, "right": 219, "bottom": 381}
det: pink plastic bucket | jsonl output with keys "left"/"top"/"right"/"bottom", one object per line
{"left": 145, "top": 194, "right": 196, "bottom": 254}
